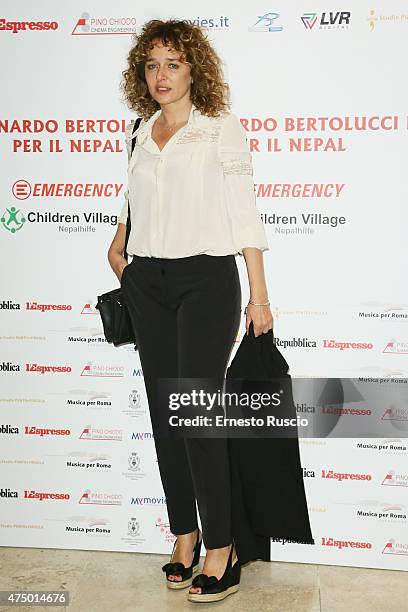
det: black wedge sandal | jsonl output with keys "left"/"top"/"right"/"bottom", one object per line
{"left": 161, "top": 529, "right": 202, "bottom": 590}
{"left": 187, "top": 542, "right": 241, "bottom": 603}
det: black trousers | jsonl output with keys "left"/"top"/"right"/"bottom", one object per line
{"left": 121, "top": 253, "right": 241, "bottom": 549}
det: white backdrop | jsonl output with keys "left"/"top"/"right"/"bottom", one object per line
{"left": 1, "top": 1, "right": 408, "bottom": 571}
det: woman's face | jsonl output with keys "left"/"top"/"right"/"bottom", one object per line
{"left": 144, "top": 40, "right": 192, "bottom": 107}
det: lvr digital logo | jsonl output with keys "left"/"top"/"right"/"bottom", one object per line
{"left": 249, "top": 12, "right": 283, "bottom": 32}
{"left": 1, "top": 206, "right": 26, "bottom": 233}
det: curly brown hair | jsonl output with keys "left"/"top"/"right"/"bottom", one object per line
{"left": 120, "top": 19, "right": 230, "bottom": 120}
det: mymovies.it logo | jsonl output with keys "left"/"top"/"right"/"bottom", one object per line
{"left": 321, "top": 537, "right": 372, "bottom": 550}
{"left": 71, "top": 12, "right": 137, "bottom": 35}
{"left": 79, "top": 488, "right": 122, "bottom": 506}
{"left": 301, "top": 11, "right": 351, "bottom": 30}
{"left": 381, "top": 470, "right": 408, "bottom": 488}
{"left": 382, "top": 539, "right": 408, "bottom": 556}
{"left": 0, "top": 18, "right": 58, "bottom": 34}
{"left": 131, "top": 495, "right": 167, "bottom": 506}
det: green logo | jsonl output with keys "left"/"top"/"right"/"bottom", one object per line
{"left": 1, "top": 207, "right": 26, "bottom": 233}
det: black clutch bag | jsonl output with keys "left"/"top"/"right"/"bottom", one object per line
{"left": 96, "top": 117, "right": 142, "bottom": 348}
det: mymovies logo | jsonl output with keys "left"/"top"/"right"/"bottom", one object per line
{"left": 131, "top": 495, "right": 167, "bottom": 506}
{"left": 0, "top": 19, "right": 58, "bottom": 34}
{"left": 321, "top": 537, "right": 372, "bottom": 550}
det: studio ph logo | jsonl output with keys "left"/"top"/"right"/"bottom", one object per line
{"left": 249, "top": 12, "right": 283, "bottom": 32}
{"left": 1, "top": 206, "right": 26, "bottom": 233}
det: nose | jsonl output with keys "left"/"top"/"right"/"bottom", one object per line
{"left": 156, "top": 65, "right": 167, "bottom": 81}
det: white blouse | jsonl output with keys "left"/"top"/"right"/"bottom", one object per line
{"left": 118, "top": 103, "right": 269, "bottom": 258}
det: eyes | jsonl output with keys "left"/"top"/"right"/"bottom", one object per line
{"left": 146, "top": 62, "right": 179, "bottom": 70}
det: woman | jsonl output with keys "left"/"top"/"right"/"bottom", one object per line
{"left": 108, "top": 19, "right": 273, "bottom": 603}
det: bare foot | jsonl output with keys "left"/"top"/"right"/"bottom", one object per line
{"left": 167, "top": 528, "right": 201, "bottom": 582}
{"left": 188, "top": 543, "right": 238, "bottom": 594}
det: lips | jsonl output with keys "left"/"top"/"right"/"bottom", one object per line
{"left": 156, "top": 86, "right": 171, "bottom": 93}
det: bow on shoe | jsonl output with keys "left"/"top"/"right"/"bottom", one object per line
{"left": 162, "top": 561, "right": 186, "bottom": 576}
{"left": 191, "top": 573, "right": 219, "bottom": 588}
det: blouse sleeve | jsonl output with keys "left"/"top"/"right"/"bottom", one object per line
{"left": 117, "top": 120, "right": 137, "bottom": 226}
{"left": 217, "top": 112, "right": 269, "bottom": 257}
{"left": 118, "top": 194, "right": 128, "bottom": 225}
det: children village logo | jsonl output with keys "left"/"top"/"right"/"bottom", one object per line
{"left": 1, "top": 206, "right": 26, "bottom": 233}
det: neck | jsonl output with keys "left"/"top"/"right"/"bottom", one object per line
{"left": 158, "top": 97, "right": 193, "bottom": 126}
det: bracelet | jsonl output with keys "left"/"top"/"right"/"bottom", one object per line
{"left": 248, "top": 299, "right": 270, "bottom": 306}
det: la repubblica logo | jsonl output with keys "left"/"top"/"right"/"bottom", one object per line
{"left": 1, "top": 206, "right": 26, "bottom": 233}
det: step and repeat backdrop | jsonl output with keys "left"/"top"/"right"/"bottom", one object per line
{"left": 1, "top": 1, "right": 407, "bottom": 571}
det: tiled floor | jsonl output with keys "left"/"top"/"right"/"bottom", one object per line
{"left": 0, "top": 547, "right": 406, "bottom": 611}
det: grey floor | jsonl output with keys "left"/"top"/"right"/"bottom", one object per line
{"left": 0, "top": 547, "right": 407, "bottom": 611}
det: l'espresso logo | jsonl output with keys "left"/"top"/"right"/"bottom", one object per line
{"left": 24, "top": 426, "right": 71, "bottom": 437}
{"left": 25, "top": 363, "right": 72, "bottom": 374}
{"left": 23, "top": 490, "right": 70, "bottom": 501}
{"left": 321, "top": 469, "right": 372, "bottom": 482}
{"left": 0, "top": 19, "right": 59, "bottom": 34}
{"left": 323, "top": 339, "right": 374, "bottom": 350}
{"left": 321, "top": 537, "right": 372, "bottom": 550}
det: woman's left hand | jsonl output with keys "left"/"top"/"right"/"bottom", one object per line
{"left": 245, "top": 303, "right": 274, "bottom": 337}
